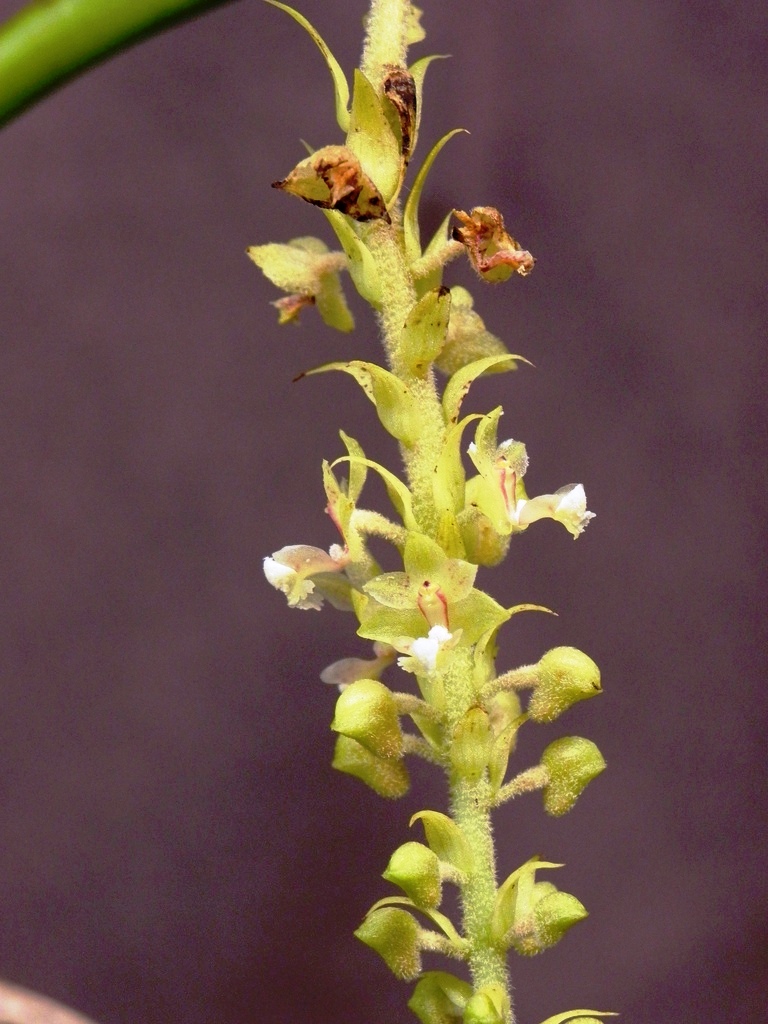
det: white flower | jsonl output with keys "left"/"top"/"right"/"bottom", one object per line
{"left": 516, "top": 483, "right": 595, "bottom": 538}
{"left": 396, "top": 625, "right": 455, "bottom": 675}
{"left": 263, "top": 544, "right": 348, "bottom": 610}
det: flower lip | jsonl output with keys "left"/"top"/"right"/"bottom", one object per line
{"left": 396, "top": 625, "right": 455, "bottom": 675}
{"left": 263, "top": 544, "right": 349, "bottom": 610}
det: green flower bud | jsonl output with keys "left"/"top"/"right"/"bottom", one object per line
{"left": 435, "top": 287, "right": 511, "bottom": 377}
{"left": 527, "top": 647, "right": 602, "bottom": 723}
{"left": 383, "top": 842, "right": 442, "bottom": 908}
{"left": 540, "top": 736, "right": 606, "bottom": 816}
{"left": 511, "top": 885, "right": 588, "bottom": 956}
{"left": 463, "top": 984, "right": 509, "bottom": 1024}
{"left": 458, "top": 506, "right": 510, "bottom": 567}
{"left": 408, "top": 971, "right": 472, "bottom": 1024}
{"left": 450, "top": 707, "right": 493, "bottom": 783}
{"left": 332, "top": 735, "right": 409, "bottom": 799}
{"left": 331, "top": 679, "right": 403, "bottom": 759}
{"left": 355, "top": 907, "right": 421, "bottom": 980}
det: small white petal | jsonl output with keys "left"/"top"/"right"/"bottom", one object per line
{"left": 263, "top": 557, "right": 295, "bottom": 591}
{"left": 410, "top": 625, "right": 453, "bottom": 673}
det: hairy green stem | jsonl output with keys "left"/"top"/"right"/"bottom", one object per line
{"left": 363, "top": 221, "right": 446, "bottom": 531}
{"left": 451, "top": 778, "right": 511, "bottom": 1001}
{"left": 360, "top": 0, "right": 411, "bottom": 85}
{"left": 361, "top": 3, "right": 515, "bottom": 1018}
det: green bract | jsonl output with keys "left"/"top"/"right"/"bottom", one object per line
{"left": 463, "top": 985, "right": 510, "bottom": 1024}
{"left": 347, "top": 68, "right": 402, "bottom": 202}
{"left": 408, "top": 971, "right": 473, "bottom": 1024}
{"left": 410, "top": 810, "right": 473, "bottom": 876}
{"left": 265, "top": 1, "right": 350, "bottom": 131}
{"left": 305, "top": 359, "right": 422, "bottom": 445}
{"left": 400, "top": 286, "right": 452, "bottom": 377}
{"left": 450, "top": 707, "right": 493, "bottom": 783}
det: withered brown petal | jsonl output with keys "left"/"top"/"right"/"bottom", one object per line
{"left": 383, "top": 64, "right": 417, "bottom": 165}
{"left": 272, "top": 293, "right": 315, "bottom": 325}
{"left": 452, "top": 207, "right": 535, "bottom": 281}
{"left": 272, "top": 144, "right": 390, "bottom": 223}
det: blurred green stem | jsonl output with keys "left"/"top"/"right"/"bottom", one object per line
{"left": 0, "top": 0, "right": 233, "bottom": 128}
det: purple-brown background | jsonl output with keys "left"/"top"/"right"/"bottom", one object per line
{"left": 1, "top": 1, "right": 766, "bottom": 1021}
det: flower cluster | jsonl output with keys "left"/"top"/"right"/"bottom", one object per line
{"left": 254, "top": 4, "right": 609, "bottom": 1024}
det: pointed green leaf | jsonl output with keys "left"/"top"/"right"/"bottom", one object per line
{"left": 347, "top": 68, "right": 401, "bottom": 201}
{"left": 410, "top": 810, "right": 474, "bottom": 875}
{"left": 450, "top": 707, "right": 493, "bottom": 783}
{"left": 332, "top": 455, "right": 418, "bottom": 531}
{"left": 323, "top": 209, "right": 383, "bottom": 307}
{"left": 433, "top": 413, "right": 481, "bottom": 514}
{"left": 404, "top": 129, "right": 467, "bottom": 264}
{"left": 464, "top": 984, "right": 510, "bottom": 1024}
{"left": 264, "top": 1, "right": 350, "bottom": 131}
{"left": 442, "top": 355, "right": 531, "bottom": 425}
{"left": 536, "top": 1013, "right": 618, "bottom": 1024}
{"left": 403, "top": 531, "right": 468, "bottom": 583}
{"left": 357, "top": 602, "right": 427, "bottom": 647}
{"left": 449, "top": 589, "right": 509, "bottom": 645}
{"left": 339, "top": 430, "right": 367, "bottom": 503}
{"left": 413, "top": 210, "right": 454, "bottom": 294}
{"left": 305, "top": 359, "right": 421, "bottom": 445}
{"left": 400, "top": 286, "right": 452, "bottom": 376}
{"left": 366, "top": 895, "right": 466, "bottom": 948}
{"left": 490, "top": 856, "right": 563, "bottom": 945}
{"left": 408, "top": 53, "right": 449, "bottom": 158}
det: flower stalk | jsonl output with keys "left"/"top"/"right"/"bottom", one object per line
{"left": 256, "top": 3, "right": 612, "bottom": 1023}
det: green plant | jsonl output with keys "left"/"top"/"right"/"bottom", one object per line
{"left": 0, "top": 0, "right": 617, "bottom": 1019}
{"left": 256, "top": 3, "right": 614, "bottom": 1023}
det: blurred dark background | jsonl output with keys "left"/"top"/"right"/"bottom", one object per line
{"left": 1, "top": 1, "right": 766, "bottom": 1021}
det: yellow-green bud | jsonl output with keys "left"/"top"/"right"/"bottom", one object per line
{"left": 450, "top": 707, "right": 493, "bottom": 783}
{"left": 355, "top": 907, "right": 421, "bottom": 980}
{"left": 540, "top": 736, "right": 606, "bottom": 816}
{"left": 527, "top": 647, "right": 601, "bottom": 723}
{"left": 383, "top": 842, "right": 442, "bottom": 908}
{"left": 463, "top": 984, "right": 509, "bottom": 1024}
{"left": 332, "top": 735, "right": 409, "bottom": 798}
{"left": 458, "top": 506, "right": 511, "bottom": 567}
{"left": 331, "top": 679, "right": 403, "bottom": 759}
{"left": 408, "top": 971, "right": 473, "bottom": 1024}
{"left": 511, "top": 886, "right": 588, "bottom": 956}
